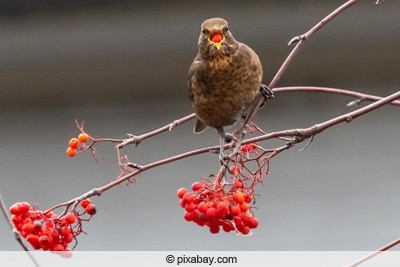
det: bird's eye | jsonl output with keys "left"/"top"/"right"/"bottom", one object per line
{"left": 202, "top": 29, "right": 208, "bottom": 35}
{"left": 223, "top": 26, "right": 229, "bottom": 32}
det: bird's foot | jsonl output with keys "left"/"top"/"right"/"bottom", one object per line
{"left": 260, "top": 84, "right": 274, "bottom": 100}
{"left": 258, "top": 84, "right": 274, "bottom": 108}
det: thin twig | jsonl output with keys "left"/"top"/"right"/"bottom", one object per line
{"left": 345, "top": 237, "right": 400, "bottom": 267}
{"left": 117, "top": 113, "right": 196, "bottom": 148}
{"left": 274, "top": 86, "right": 400, "bottom": 107}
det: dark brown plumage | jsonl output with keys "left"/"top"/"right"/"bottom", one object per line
{"left": 188, "top": 18, "right": 269, "bottom": 153}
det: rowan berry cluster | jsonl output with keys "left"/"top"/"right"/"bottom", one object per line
{"left": 66, "top": 133, "right": 90, "bottom": 157}
{"left": 9, "top": 199, "right": 96, "bottom": 256}
{"left": 177, "top": 142, "right": 268, "bottom": 235}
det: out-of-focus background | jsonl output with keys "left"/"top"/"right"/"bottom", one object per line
{"left": 1, "top": 0, "right": 399, "bottom": 253}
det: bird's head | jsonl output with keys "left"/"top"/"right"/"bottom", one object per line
{"left": 198, "top": 18, "right": 237, "bottom": 55}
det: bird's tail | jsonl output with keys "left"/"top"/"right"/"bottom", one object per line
{"left": 193, "top": 118, "right": 208, "bottom": 134}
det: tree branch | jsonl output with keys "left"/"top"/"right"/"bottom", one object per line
{"left": 274, "top": 86, "right": 400, "bottom": 107}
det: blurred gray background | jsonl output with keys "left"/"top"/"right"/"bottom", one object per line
{"left": 0, "top": 0, "right": 399, "bottom": 253}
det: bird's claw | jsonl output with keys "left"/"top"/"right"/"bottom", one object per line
{"left": 260, "top": 84, "right": 274, "bottom": 100}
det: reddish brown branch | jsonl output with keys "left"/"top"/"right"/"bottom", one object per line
{"left": 117, "top": 113, "right": 196, "bottom": 148}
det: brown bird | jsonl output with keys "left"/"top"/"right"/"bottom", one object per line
{"left": 188, "top": 18, "right": 272, "bottom": 159}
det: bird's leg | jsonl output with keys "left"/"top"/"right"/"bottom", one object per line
{"left": 217, "top": 128, "right": 231, "bottom": 167}
{"left": 218, "top": 135, "right": 228, "bottom": 167}
{"left": 227, "top": 128, "right": 245, "bottom": 160}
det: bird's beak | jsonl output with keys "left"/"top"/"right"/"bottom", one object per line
{"left": 208, "top": 30, "right": 225, "bottom": 50}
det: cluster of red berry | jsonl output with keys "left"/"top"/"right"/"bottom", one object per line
{"left": 177, "top": 142, "right": 267, "bottom": 235}
{"left": 177, "top": 179, "right": 258, "bottom": 235}
{"left": 9, "top": 199, "right": 96, "bottom": 256}
{"left": 66, "top": 133, "right": 89, "bottom": 157}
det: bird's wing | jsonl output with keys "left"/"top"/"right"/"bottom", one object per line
{"left": 187, "top": 56, "right": 202, "bottom": 102}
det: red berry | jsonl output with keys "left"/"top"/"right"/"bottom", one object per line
{"left": 10, "top": 204, "right": 20, "bottom": 215}
{"left": 248, "top": 217, "right": 259, "bottom": 229}
{"left": 191, "top": 181, "right": 202, "bottom": 191}
{"left": 211, "top": 33, "right": 222, "bottom": 43}
{"left": 26, "top": 234, "right": 40, "bottom": 249}
{"left": 222, "top": 221, "right": 235, "bottom": 232}
{"left": 240, "top": 144, "right": 250, "bottom": 153}
{"left": 78, "top": 133, "right": 89, "bottom": 143}
{"left": 197, "top": 202, "right": 208, "bottom": 213}
{"left": 61, "top": 226, "right": 71, "bottom": 237}
{"left": 240, "top": 202, "right": 249, "bottom": 212}
{"left": 39, "top": 235, "right": 49, "bottom": 246}
{"left": 33, "top": 221, "right": 42, "bottom": 233}
{"left": 177, "top": 188, "right": 187, "bottom": 199}
{"left": 51, "top": 230, "right": 61, "bottom": 243}
{"left": 45, "top": 211, "right": 55, "bottom": 218}
{"left": 230, "top": 205, "right": 241, "bottom": 216}
{"left": 19, "top": 202, "right": 30, "bottom": 214}
{"left": 242, "top": 226, "right": 250, "bottom": 235}
{"left": 53, "top": 244, "right": 65, "bottom": 251}
{"left": 183, "top": 211, "right": 193, "bottom": 222}
{"left": 11, "top": 215, "right": 23, "bottom": 225}
{"left": 234, "top": 180, "right": 243, "bottom": 189}
{"left": 68, "top": 138, "right": 80, "bottom": 149}
{"left": 80, "top": 199, "right": 91, "bottom": 209}
{"left": 66, "top": 147, "right": 76, "bottom": 157}
{"left": 85, "top": 204, "right": 97, "bottom": 215}
{"left": 234, "top": 192, "right": 245, "bottom": 204}
{"left": 10, "top": 204, "right": 21, "bottom": 215}
{"left": 209, "top": 225, "right": 220, "bottom": 234}
{"left": 195, "top": 219, "right": 206, "bottom": 227}
{"left": 217, "top": 202, "right": 229, "bottom": 218}
{"left": 45, "top": 220, "right": 55, "bottom": 228}
{"left": 185, "top": 202, "right": 197, "bottom": 212}
{"left": 205, "top": 207, "right": 217, "bottom": 219}
{"left": 192, "top": 209, "right": 202, "bottom": 221}
{"left": 64, "top": 212, "right": 76, "bottom": 224}
{"left": 22, "top": 222, "right": 34, "bottom": 235}
{"left": 182, "top": 193, "right": 194, "bottom": 204}
{"left": 179, "top": 199, "right": 186, "bottom": 208}
{"left": 233, "top": 216, "right": 244, "bottom": 232}
{"left": 241, "top": 142, "right": 257, "bottom": 153}
{"left": 244, "top": 194, "right": 253, "bottom": 203}
{"left": 63, "top": 233, "right": 73, "bottom": 244}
